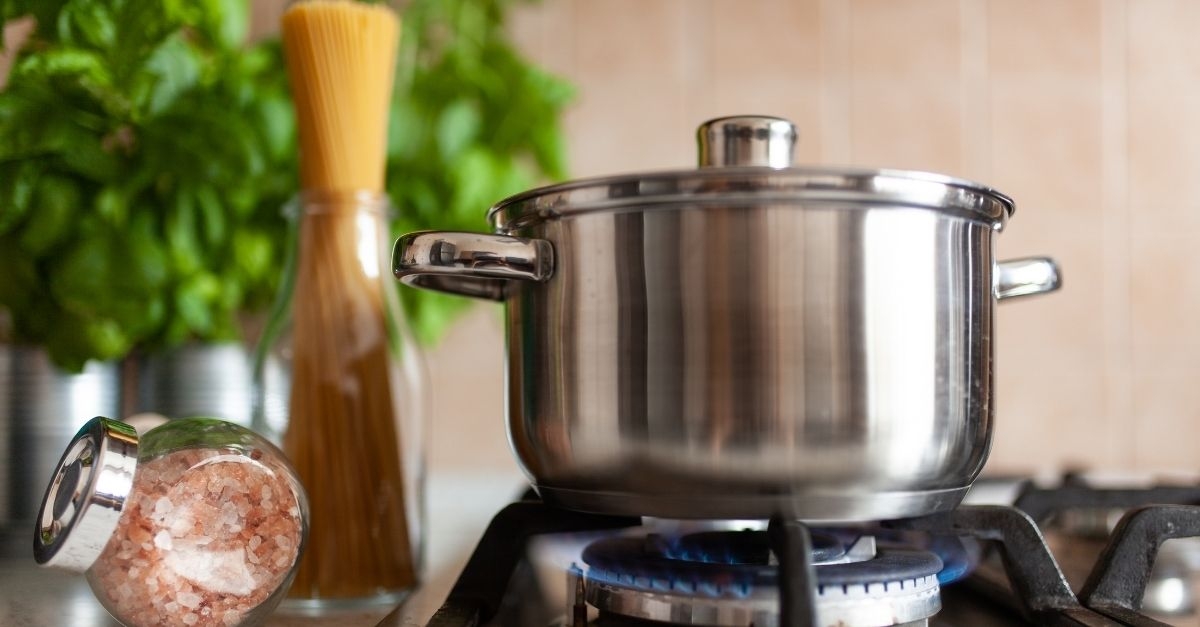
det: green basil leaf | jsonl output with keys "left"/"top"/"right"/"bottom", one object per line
{"left": 194, "top": 184, "right": 225, "bottom": 248}
{"left": 56, "top": 0, "right": 116, "bottom": 49}
{"left": 176, "top": 271, "right": 221, "bottom": 335}
{"left": 15, "top": 47, "right": 106, "bottom": 80}
{"left": 0, "top": 160, "right": 40, "bottom": 235}
{"left": 56, "top": 125, "right": 121, "bottom": 181}
{"left": 125, "top": 212, "right": 169, "bottom": 291}
{"left": 19, "top": 174, "right": 79, "bottom": 254}
{"left": 81, "top": 318, "right": 129, "bottom": 361}
{"left": 49, "top": 233, "right": 109, "bottom": 312}
{"left": 436, "top": 99, "right": 480, "bottom": 164}
{"left": 94, "top": 184, "right": 126, "bottom": 226}
{"left": 257, "top": 94, "right": 295, "bottom": 161}
{"left": 140, "top": 33, "right": 201, "bottom": 116}
{"left": 233, "top": 229, "right": 272, "bottom": 283}
{"left": 166, "top": 190, "right": 201, "bottom": 275}
{"left": 0, "top": 234, "right": 39, "bottom": 308}
{"left": 198, "top": 0, "right": 248, "bottom": 49}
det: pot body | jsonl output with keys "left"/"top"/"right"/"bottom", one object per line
{"left": 394, "top": 115, "right": 1061, "bottom": 522}
{"left": 502, "top": 201, "right": 994, "bottom": 521}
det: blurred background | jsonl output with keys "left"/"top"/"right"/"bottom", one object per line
{"left": 4, "top": 0, "right": 1197, "bottom": 493}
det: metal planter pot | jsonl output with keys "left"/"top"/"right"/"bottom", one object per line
{"left": 0, "top": 346, "right": 120, "bottom": 534}
{"left": 392, "top": 116, "right": 1061, "bottom": 522}
{"left": 131, "top": 342, "right": 254, "bottom": 427}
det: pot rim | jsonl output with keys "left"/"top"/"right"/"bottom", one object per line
{"left": 487, "top": 166, "right": 1015, "bottom": 232}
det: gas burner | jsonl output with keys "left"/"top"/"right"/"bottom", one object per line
{"left": 407, "top": 499, "right": 1200, "bottom": 627}
{"left": 576, "top": 530, "right": 942, "bottom": 627}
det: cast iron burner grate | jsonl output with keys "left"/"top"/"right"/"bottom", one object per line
{"left": 418, "top": 484, "right": 1200, "bottom": 627}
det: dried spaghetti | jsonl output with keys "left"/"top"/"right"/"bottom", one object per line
{"left": 280, "top": 0, "right": 414, "bottom": 600}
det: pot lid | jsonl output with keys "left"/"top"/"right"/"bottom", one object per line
{"left": 487, "top": 115, "right": 1014, "bottom": 232}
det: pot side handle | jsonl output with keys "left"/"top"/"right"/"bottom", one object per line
{"left": 392, "top": 231, "right": 554, "bottom": 301}
{"left": 996, "top": 256, "right": 1061, "bottom": 301}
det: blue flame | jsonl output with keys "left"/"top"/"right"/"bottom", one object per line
{"left": 662, "top": 539, "right": 739, "bottom": 565}
{"left": 658, "top": 533, "right": 757, "bottom": 565}
{"left": 864, "top": 528, "right": 982, "bottom": 586}
{"left": 585, "top": 561, "right": 761, "bottom": 599}
{"left": 928, "top": 535, "right": 980, "bottom": 585}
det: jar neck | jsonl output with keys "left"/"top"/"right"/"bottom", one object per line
{"left": 287, "top": 190, "right": 391, "bottom": 218}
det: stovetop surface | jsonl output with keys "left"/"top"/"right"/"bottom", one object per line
{"left": 418, "top": 478, "right": 1200, "bottom": 627}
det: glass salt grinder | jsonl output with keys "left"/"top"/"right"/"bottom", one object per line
{"left": 34, "top": 416, "right": 309, "bottom": 627}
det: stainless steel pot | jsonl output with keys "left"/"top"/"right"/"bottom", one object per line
{"left": 393, "top": 115, "right": 1061, "bottom": 522}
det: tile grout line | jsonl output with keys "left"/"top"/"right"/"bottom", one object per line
{"left": 819, "top": 0, "right": 852, "bottom": 164}
{"left": 681, "top": 0, "right": 714, "bottom": 133}
{"left": 1100, "top": 0, "right": 1134, "bottom": 469}
{"left": 958, "top": 0, "right": 990, "bottom": 179}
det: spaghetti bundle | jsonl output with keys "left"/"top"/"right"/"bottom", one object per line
{"left": 280, "top": 0, "right": 414, "bottom": 599}
{"left": 283, "top": 0, "right": 396, "bottom": 192}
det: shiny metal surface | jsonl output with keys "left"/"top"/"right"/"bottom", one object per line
{"left": 392, "top": 115, "right": 1061, "bottom": 521}
{"left": 486, "top": 166, "right": 1014, "bottom": 234}
{"left": 393, "top": 231, "right": 553, "bottom": 301}
{"left": 1143, "top": 573, "right": 1194, "bottom": 616}
{"left": 0, "top": 346, "right": 120, "bottom": 532}
{"left": 995, "top": 257, "right": 1061, "bottom": 300}
{"left": 132, "top": 343, "right": 262, "bottom": 427}
{"left": 33, "top": 417, "right": 137, "bottom": 572}
{"left": 697, "top": 115, "right": 797, "bottom": 168}
{"left": 504, "top": 205, "right": 1006, "bottom": 521}
{"left": 487, "top": 115, "right": 1010, "bottom": 232}
{"left": 1142, "top": 539, "right": 1199, "bottom": 616}
{"left": 584, "top": 569, "right": 940, "bottom": 627}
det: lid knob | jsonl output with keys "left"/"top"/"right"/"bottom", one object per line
{"left": 33, "top": 417, "right": 138, "bottom": 572}
{"left": 696, "top": 115, "right": 797, "bottom": 168}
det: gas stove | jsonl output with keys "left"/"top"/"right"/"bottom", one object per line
{"left": 400, "top": 478, "right": 1200, "bottom": 627}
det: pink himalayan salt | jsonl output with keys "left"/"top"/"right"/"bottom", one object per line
{"left": 88, "top": 447, "right": 303, "bottom": 627}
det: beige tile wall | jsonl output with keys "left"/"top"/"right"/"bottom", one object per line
{"left": 249, "top": 0, "right": 1200, "bottom": 477}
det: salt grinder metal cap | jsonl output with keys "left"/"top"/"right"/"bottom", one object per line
{"left": 33, "top": 417, "right": 139, "bottom": 571}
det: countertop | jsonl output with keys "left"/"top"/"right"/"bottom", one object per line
{"left": 0, "top": 470, "right": 527, "bottom": 627}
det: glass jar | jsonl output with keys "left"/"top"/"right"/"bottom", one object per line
{"left": 251, "top": 190, "right": 427, "bottom": 606}
{"left": 34, "top": 416, "right": 309, "bottom": 627}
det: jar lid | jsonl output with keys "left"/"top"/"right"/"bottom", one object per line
{"left": 33, "top": 417, "right": 139, "bottom": 572}
{"left": 486, "top": 115, "right": 1014, "bottom": 232}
